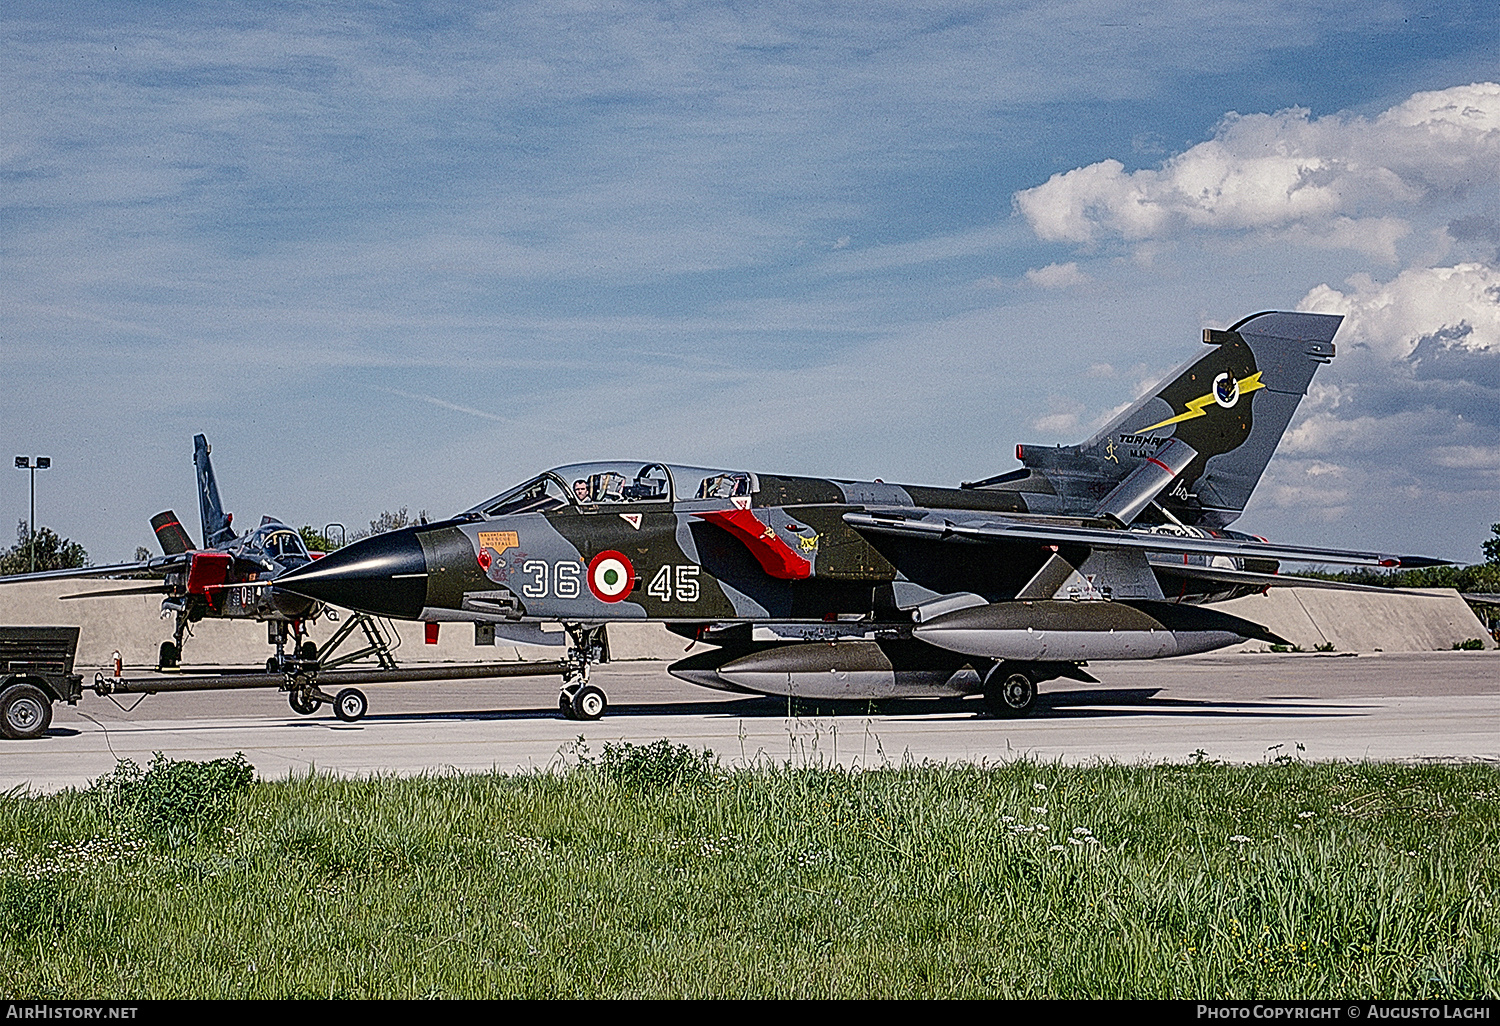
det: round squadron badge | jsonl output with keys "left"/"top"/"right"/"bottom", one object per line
{"left": 1213, "top": 372, "right": 1240, "bottom": 408}
{"left": 588, "top": 550, "right": 636, "bottom": 602}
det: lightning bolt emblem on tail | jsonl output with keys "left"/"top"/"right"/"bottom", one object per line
{"left": 1139, "top": 371, "right": 1264, "bottom": 432}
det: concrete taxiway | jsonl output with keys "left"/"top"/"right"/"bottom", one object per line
{"left": 3, "top": 650, "right": 1497, "bottom": 791}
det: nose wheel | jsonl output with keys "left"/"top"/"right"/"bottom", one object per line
{"left": 560, "top": 684, "right": 608, "bottom": 721}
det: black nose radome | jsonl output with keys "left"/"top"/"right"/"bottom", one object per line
{"left": 275, "top": 527, "right": 427, "bottom": 619}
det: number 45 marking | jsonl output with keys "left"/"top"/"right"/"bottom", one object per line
{"left": 647, "top": 565, "right": 700, "bottom": 603}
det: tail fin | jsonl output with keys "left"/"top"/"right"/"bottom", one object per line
{"left": 194, "top": 434, "right": 236, "bottom": 547}
{"left": 998, "top": 311, "right": 1340, "bottom": 528}
{"left": 150, "top": 510, "right": 196, "bottom": 555}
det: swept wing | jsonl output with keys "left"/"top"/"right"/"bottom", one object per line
{"left": 0, "top": 555, "right": 187, "bottom": 585}
{"left": 843, "top": 509, "right": 1448, "bottom": 569}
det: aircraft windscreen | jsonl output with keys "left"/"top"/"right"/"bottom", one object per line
{"left": 467, "top": 463, "right": 756, "bottom": 516}
{"left": 470, "top": 475, "right": 571, "bottom": 517}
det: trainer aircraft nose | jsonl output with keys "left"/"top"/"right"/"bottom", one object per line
{"left": 274, "top": 528, "right": 427, "bottom": 620}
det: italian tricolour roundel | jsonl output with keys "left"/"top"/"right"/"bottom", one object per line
{"left": 588, "top": 550, "right": 636, "bottom": 602}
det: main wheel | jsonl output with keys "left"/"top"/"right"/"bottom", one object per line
{"left": 288, "top": 690, "right": 320, "bottom": 715}
{"left": 572, "top": 685, "right": 608, "bottom": 721}
{"left": 982, "top": 665, "right": 1037, "bottom": 718}
{"left": 333, "top": 688, "right": 368, "bottom": 722}
{"left": 158, "top": 641, "right": 180, "bottom": 670}
{"left": 0, "top": 684, "right": 53, "bottom": 740}
{"left": 558, "top": 692, "right": 578, "bottom": 720}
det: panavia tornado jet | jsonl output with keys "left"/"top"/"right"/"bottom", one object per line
{"left": 0, "top": 435, "right": 323, "bottom": 669}
{"left": 275, "top": 311, "right": 1446, "bottom": 719}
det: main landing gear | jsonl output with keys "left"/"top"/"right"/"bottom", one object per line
{"left": 982, "top": 662, "right": 1037, "bottom": 718}
{"left": 558, "top": 623, "right": 610, "bottom": 721}
{"left": 157, "top": 605, "right": 195, "bottom": 670}
{"left": 977, "top": 662, "right": 1092, "bottom": 718}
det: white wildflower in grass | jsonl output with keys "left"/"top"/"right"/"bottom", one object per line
{"left": 1030, "top": 806, "right": 1048, "bottom": 814}
{"left": 1049, "top": 844, "right": 1066, "bottom": 852}
{"left": 1068, "top": 836, "right": 1085, "bottom": 846}
{"left": 1298, "top": 811, "right": 1316, "bottom": 819}
{"left": 1032, "top": 782, "right": 1048, "bottom": 791}
{"left": 1072, "top": 827, "right": 1092, "bottom": 836}
{"left": 1229, "top": 835, "right": 1252, "bottom": 843}
{"left": 1001, "top": 815, "right": 1016, "bottom": 823}
{"left": 1035, "top": 824, "right": 1049, "bottom": 832}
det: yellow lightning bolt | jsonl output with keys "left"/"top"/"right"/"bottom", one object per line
{"left": 1139, "top": 371, "right": 1265, "bottom": 432}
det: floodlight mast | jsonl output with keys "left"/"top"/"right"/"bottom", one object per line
{"left": 13, "top": 456, "right": 51, "bottom": 574}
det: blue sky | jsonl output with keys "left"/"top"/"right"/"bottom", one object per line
{"left": 3, "top": 1, "right": 1499, "bottom": 563}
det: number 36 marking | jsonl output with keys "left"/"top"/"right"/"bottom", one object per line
{"left": 521, "top": 560, "right": 580, "bottom": 599}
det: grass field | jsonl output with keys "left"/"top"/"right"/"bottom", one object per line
{"left": 1, "top": 743, "right": 1496, "bottom": 998}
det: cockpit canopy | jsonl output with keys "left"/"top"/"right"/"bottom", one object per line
{"left": 465, "top": 462, "right": 757, "bottom": 518}
{"left": 239, "top": 520, "right": 311, "bottom": 563}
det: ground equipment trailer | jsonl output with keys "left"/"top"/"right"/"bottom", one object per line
{"left": 1, "top": 616, "right": 591, "bottom": 736}
{"left": 90, "top": 657, "right": 573, "bottom": 724}
{"left": 0, "top": 626, "right": 84, "bottom": 740}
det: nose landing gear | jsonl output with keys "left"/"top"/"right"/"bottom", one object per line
{"left": 558, "top": 624, "right": 610, "bottom": 720}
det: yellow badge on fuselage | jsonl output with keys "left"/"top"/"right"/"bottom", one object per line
{"left": 478, "top": 531, "right": 519, "bottom": 556}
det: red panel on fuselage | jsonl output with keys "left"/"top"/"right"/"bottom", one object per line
{"left": 186, "top": 552, "right": 233, "bottom": 598}
{"left": 693, "top": 507, "right": 812, "bottom": 580}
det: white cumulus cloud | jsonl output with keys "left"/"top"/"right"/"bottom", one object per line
{"left": 1297, "top": 262, "right": 1500, "bottom": 362}
{"left": 1024, "top": 261, "right": 1089, "bottom": 288}
{"left": 1014, "top": 83, "right": 1500, "bottom": 249}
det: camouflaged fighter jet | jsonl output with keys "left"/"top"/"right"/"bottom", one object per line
{"left": 275, "top": 311, "right": 1447, "bottom": 720}
{"left": 0, "top": 435, "right": 324, "bottom": 670}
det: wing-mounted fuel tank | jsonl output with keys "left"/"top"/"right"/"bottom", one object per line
{"left": 912, "top": 599, "right": 1284, "bottom": 660}
{"left": 669, "top": 637, "right": 983, "bottom": 699}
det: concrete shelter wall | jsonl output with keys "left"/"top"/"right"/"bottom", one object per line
{"left": 1218, "top": 587, "right": 1494, "bottom": 652}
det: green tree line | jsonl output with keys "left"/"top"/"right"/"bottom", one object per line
{"left": 0, "top": 519, "right": 88, "bottom": 574}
